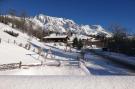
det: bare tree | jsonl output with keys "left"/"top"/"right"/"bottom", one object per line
{"left": 20, "top": 11, "right": 27, "bottom": 20}
{"left": 106, "top": 24, "right": 128, "bottom": 53}
{"left": 20, "top": 11, "right": 27, "bottom": 31}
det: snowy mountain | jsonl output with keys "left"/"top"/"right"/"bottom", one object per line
{"left": 29, "top": 14, "right": 112, "bottom": 37}
{"left": 2, "top": 14, "right": 112, "bottom": 37}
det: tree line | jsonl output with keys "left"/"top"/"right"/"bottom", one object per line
{"left": 72, "top": 37, "right": 83, "bottom": 50}
{"left": 103, "top": 25, "right": 135, "bottom": 56}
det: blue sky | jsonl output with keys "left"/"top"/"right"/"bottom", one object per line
{"left": 0, "top": 0, "right": 135, "bottom": 33}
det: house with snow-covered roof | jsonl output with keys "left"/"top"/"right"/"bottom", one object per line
{"left": 43, "top": 33, "right": 69, "bottom": 43}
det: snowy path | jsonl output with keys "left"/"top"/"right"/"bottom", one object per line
{"left": 84, "top": 52, "right": 135, "bottom": 75}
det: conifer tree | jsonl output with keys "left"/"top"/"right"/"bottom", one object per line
{"left": 77, "top": 39, "right": 83, "bottom": 50}
{"left": 73, "top": 37, "right": 78, "bottom": 48}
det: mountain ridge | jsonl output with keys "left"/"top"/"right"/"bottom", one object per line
{"left": 2, "top": 14, "right": 112, "bottom": 37}
{"left": 30, "top": 14, "right": 112, "bottom": 37}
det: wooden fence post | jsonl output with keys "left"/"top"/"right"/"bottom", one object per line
{"left": 19, "top": 61, "right": 22, "bottom": 68}
{"left": 8, "top": 39, "right": 9, "bottom": 43}
{"left": 14, "top": 40, "right": 15, "bottom": 44}
{"left": 41, "top": 61, "right": 43, "bottom": 66}
{"left": 0, "top": 38, "right": 1, "bottom": 43}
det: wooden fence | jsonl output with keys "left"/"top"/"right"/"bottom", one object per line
{"left": 0, "top": 63, "right": 20, "bottom": 71}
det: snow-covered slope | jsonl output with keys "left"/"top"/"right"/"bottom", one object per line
{"left": 31, "top": 14, "right": 112, "bottom": 37}
{"left": 0, "top": 23, "right": 29, "bottom": 44}
{"left": 0, "top": 22, "right": 41, "bottom": 64}
{"left": 0, "top": 22, "right": 86, "bottom": 75}
{"left": 0, "top": 42, "right": 41, "bottom": 65}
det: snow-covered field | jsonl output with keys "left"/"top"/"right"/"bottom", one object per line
{"left": 0, "top": 23, "right": 42, "bottom": 65}
{"left": 0, "top": 42, "right": 85, "bottom": 75}
{"left": 0, "top": 76, "right": 134, "bottom": 89}
{"left": 0, "top": 42, "right": 41, "bottom": 65}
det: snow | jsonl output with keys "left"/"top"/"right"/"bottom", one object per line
{"left": 0, "top": 23, "right": 30, "bottom": 44}
{"left": 30, "top": 40, "right": 79, "bottom": 61}
{"left": 0, "top": 21, "right": 134, "bottom": 77}
{"left": 93, "top": 49, "right": 135, "bottom": 67}
{"left": 84, "top": 52, "right": 135, "bottom": 75}
{"left": 0, "top": 42, "right": 85, "bottom": 75}
{"left": 1, "top": 13, "right": 135, "bottom": 89}
{"left": 0, "top": 41, "right": 86, "bottom": 75}
{"left": 0, "top": 22, "right": 86, "bottom": 75}
{"left": 0, "top": 23, "right": 43, "bottom": 65}
{"left": 0, "top": 42, "right": 41, "bottom": 65}
{"left": 80, "top": 25, "right": 112, "bottom": 37}
{"left": 0, "top": 66, "right": 86, "bottom": 75}
{"left": 0, "top": 76, "right": 134, "bottom": 89}
{"left": 0, "top": 21, "right": 135, "bottom": 89}
{"left": 103, "top": 52, "right": 135, "bottom": 65}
